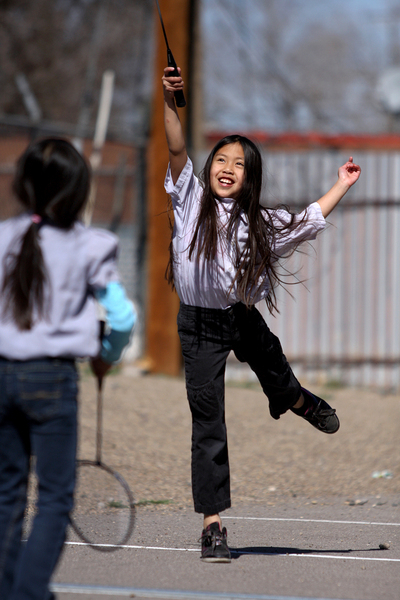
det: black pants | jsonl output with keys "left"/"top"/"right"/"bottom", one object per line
{"left": 177, "top": 302, "right": 301, "bottom": 515}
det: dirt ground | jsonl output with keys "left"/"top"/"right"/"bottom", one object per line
{"left": 75, "top": 363, "right": 400, "bottom": 514}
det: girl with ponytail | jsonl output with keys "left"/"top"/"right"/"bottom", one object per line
{"left": 0, "top": 138, "right": 135, "bottom": 600}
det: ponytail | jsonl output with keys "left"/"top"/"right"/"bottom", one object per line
{"left": 2, "top": 137, "right": 90, "bottom": 330}
{"left": 2, "top": 219, "right": 47, "bottom": 330}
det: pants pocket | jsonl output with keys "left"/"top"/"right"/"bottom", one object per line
{"left": 17, "top": 372, "right": 66, "bottom": 422}
{"left": 187, "top": 381, "right": 222, "bottom": 422}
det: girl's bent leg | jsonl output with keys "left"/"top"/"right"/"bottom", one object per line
{"left": 232, "top": 304, "right": 301, "bottom": 420}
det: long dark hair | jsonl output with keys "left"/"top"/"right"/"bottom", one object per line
{"left": 2, "top": 137, "right": 91, "bottom": 330}
{"left": 167, "top": 134, "right": 307, "bottom": 313}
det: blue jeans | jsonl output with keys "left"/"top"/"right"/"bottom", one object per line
{"left": 0, "top": 358, "right": 78, "bottom": 600}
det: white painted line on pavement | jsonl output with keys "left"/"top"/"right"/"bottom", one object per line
{"left": 224, "top": 516, "right": 400, "bottom": 527}
{"left": 50, "top": 582, "right": 351, "bottom": 600}
{"left": 65, "top": 541, "right": 198, "bottom": 552}
{"left": 64, "top": 541, "right": 400, "bottom": 562}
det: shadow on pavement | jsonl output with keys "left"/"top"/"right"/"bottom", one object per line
{"left": 230, "top": 545, "right": 385, "bottom": 559}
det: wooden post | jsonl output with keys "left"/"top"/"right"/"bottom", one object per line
{"left": 145, "top": 0, "right": 191, "bottom": 375}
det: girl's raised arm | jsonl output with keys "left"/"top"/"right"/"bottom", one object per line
{"left": 316, "top": 157, "right": 361, "bottom": 218}
{"left": 163, "top": 66, "right": 188, "bottom": 184}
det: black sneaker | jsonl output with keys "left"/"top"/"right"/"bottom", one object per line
{"left": 298, "top": 388, "right": 340, "bottom": 434}
{"left": 200, "top": 522, "right": 231, "bottom": 563}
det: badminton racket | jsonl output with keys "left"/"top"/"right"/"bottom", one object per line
{"left": 70, "top": 374, "right": 136, "bottom": 551}
{"left": 155, "top": 0, "right": 186, "bottom": 108}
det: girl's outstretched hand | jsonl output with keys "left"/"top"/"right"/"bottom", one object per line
{"left": 317, "top": 156, "right": 361, "bottom": 217}
{"left": 162, "top": 66, "right": 184, "bottom": 99}
{"left": 338, "top": 156, "right": 361, "bottom": 188}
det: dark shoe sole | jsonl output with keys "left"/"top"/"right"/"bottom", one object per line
{"left": 201, "top": 556, "right": 231, "bottom": 563}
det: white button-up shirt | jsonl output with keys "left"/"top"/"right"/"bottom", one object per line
{"left": 165, "top": 157, "right": 325, "bottom": 309}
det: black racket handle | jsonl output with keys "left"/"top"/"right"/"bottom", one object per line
{"left": 96, "top": 376, "right": 103, "bottom": 464}
{"left": 167, "top": 49, "right": 186, "bottom": 108}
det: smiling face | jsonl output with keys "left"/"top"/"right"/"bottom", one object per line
{"left": 209, "top": 142, "right": 245, "bottom": 199}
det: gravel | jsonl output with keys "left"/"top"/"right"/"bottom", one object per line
{"left": 75, "top": 366, "right": 400, "bottom": 513}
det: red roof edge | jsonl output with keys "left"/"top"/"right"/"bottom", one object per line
{"left": 205, "top": 131, "right": 400, "bottom": 150}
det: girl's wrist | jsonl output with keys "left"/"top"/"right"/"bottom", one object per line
{"left": 164, "top": 91, "right": 176, "bottom": 106}
{"left": 336, "top": 178, "right": 350, "bottom": 193}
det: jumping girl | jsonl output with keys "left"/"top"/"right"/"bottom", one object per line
{"left": 0, "top": 138, "right": 135, "bottom": 599}
{"left": 163, "top": 67, "right": 361, "bottom": 562}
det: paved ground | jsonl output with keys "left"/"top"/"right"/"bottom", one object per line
{"left": 35, "top": 367, "right": 400, "bottom": 599}
{"left": 52, "top": 499, "right": 400, "bottom": 600}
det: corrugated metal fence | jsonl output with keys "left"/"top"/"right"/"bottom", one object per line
{"left": 255, "top": 150, "right": 400, "bottom": 391}
{"left": 3, "top": 142, "right": 398, "bottom": 388}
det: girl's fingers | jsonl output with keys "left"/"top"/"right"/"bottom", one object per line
{"left": 163, "top": 83, "right": 184, "bottom": 94}
{"left": 344, "top": 157, "right": 360, "bottom": 172}
{"left": 162, "top": 66, "right": 183, "bottom": 97}
{"left": 163, "top": 66, "right": 182, "bottom": 76}
{"left": 338, "top": 159, "right": 361, "bottom": 182}
{"left": 163, "top": 74, "right": 184, "bottom": 87}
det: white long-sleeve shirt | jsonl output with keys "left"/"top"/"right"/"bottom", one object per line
{"left": 165, "top": 157, "right": 326, "bottom": 309}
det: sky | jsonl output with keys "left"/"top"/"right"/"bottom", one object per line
{"left": 200, "top": 0, "right": 400, "bottom": 133}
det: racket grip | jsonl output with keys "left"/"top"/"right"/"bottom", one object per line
{"left": 167, "top": 49, "right": 186, "bottom": 108}
{"left": 174, "top": 88, "right": 186, "bottom": 108}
